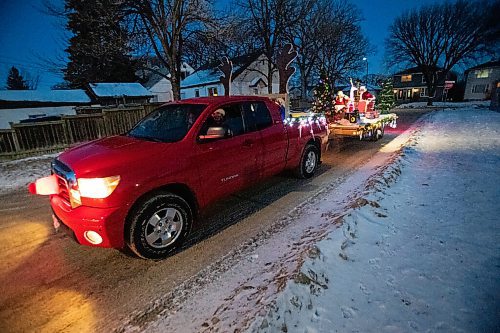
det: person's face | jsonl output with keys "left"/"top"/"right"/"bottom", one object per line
{"left": 213, "top": 111, "right": 223, "bottom": 122}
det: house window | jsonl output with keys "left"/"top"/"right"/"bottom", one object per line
{"left": 401, "top": 75, "right": 412, "bottom": 82}
{"left": 421, "top": 75, "right": 427, "bottom": 84}
{"left": 207, "top": 87, "right": 218, "bottom": 96}
{"left": 406, "top": 89, "right": 412, "bottom": 99}
{"left": 420, "top": 88, "right": 428, "bottom": 97}
{"left": 398, "top": 89, "right": 404, "bottom": 100}
{"left": 195, "top": 89, "right": 200, "bottom": 97}
{"left": 253, "top": 88, "right": 259, "bottom": 95}
{"left": 472, "top": 84, "right": 486, "bottom": 93}
{"left": 474, "top": 69, "right": 491, "bottom": 78}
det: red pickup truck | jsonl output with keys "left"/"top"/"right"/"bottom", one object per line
{"left": 33, "top": 96, "right": 328, "bottom": 259}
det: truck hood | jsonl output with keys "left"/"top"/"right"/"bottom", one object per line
{"left": 58, "top": 135, "right": 169, "bottom": 177}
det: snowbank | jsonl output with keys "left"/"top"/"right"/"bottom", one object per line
{"left": 0, "top": 153, "right": 56, "bottom": 194}
{"left": 249, "top": 107, "right": 500, "bottom": 332}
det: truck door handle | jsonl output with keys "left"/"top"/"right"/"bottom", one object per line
{"left": 243, "top": 139, "right": 254, "bottom": 147}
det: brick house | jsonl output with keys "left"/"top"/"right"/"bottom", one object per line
{"left": 464, "top": 60, "right": 500, "bottom": 101}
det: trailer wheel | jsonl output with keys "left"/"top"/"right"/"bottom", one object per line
{"left": 295, "top": 143, "right": 319, "bottom": 179}
{"left": 371, "top": 127, "right": 383, "bottom": 141}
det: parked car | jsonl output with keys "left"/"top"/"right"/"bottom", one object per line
{"left": 30, "top": 96, "right": 328, "bottom": 259}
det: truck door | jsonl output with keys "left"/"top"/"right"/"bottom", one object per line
{"left": 242, "top": 101, "right": 287, "bottom": 179}
{"left": 195, "top": 103, "right": 260, "bottom": 203}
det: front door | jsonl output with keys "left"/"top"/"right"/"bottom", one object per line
{"left": 196, "top": 103, "right": 260, "bottom": 205}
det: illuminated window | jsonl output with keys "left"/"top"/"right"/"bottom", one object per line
{"left": 401, "top": 75, "right": 412, "bottom": 82}
{"left": 406, "top": 89, "right": 412, "bottom": 98}
{"left": 207, "top": 87, "right": 218, "bottom": 96}
{"left": 474, "top": 69, "right": 491, "bottom": 78}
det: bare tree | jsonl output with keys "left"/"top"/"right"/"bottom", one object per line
{"left": 127, "top": 0, "right": 214, "bottom": 100}
{"left": 286, "top": 0, "right": 327, "bottom": 100}
{"left": 386, "top": 0, "right": 500, "bottom": 105}
{"left": 287, "top": 0, "right": 369, "bottom": 100}
{"left": 182, "top": 15, "right": 259, "bottom": 69}
{"left": 237, "top": 0, "right": 314, "bottom": 94}
{"left": 318, "top": 2, "right": 370, "bottom": 88}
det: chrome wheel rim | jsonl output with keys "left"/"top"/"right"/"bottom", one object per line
{"left": 144, "top": 207, "right": 183, "bottom": 248}
{"left": 305, "top": 150, "right": 317, "bottom": 174}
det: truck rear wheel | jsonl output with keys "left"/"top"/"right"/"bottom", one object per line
{"left": 295, "top": 143, "right": 319, "bottom": 179}
{"left": 126, "top": 192, "right": 192, "bottom": 259}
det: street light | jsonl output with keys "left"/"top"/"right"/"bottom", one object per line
{"left": 363, "top": 57, "right": 368, "bottom": 85}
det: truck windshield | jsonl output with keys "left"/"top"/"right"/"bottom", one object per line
{"left": 128, "top": 104, "right": 206, "bottom": 142}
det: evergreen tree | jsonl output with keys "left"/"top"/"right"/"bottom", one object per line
{"left": 377, "top": 78, "right": 396, "bottom": 113}
{"left": 311, "top": 69, "right": 334, "bottom": 114}
{"left": 6, "top": 67, "right": 28, "bottom": 90}
{"left": 64, "top": 0, "right": 137, "bottom": 88}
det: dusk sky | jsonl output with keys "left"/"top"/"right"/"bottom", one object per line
{"left": 0, "top": 0, "right": 448, "bottom": 89}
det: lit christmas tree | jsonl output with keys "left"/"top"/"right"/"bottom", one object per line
{"left": 377, "top": 78, "right": 396, "bottom": 113}
{"left": 311, "top": 69, "right": 334, "bottom": 114}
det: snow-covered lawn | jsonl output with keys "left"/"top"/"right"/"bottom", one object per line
{"left": 0, "top": 153, "right": 55, "bottom": 194}
{"left": 123, "top": 106, "right": 499, "bottom": 333}
{"left": 249, "top": 107, "right": 500, "bottom": 332}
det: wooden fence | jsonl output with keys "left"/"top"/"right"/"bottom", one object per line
{"left": 0, "top": 104, "right": 160, "bottom": 159}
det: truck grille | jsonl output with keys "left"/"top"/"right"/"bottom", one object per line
{"left": 52, "top": 159, "right": 76, "bottom": 203}
{"left": 56, "top": 175, "right": 70, "bottom": 202}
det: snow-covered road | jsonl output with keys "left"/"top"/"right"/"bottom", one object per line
{"left": 133, "top": 107, "right": 499, "bottom": 333}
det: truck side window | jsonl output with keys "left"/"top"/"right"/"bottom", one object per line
{"left": 199, "top": 103, "right": 245, "bottom": 138}
{"left": 242, "top": 102, "right": 273, "bottom": 132}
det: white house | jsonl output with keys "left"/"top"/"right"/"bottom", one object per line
{"left": 464, "top": 60, "right": 500, "bottom": 101}
{"left": 180, "top": 52, "right": 280, "bottom": 99}
{"left": 144, "top": 64, "right": 195, "bottom": 103}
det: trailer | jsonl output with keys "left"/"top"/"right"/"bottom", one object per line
{"left": 328, "top": 113, "right": 398, "bottom": 141}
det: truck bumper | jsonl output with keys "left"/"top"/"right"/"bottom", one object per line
{"left": 50, "top": 195, "right": 128, "bottom": 249}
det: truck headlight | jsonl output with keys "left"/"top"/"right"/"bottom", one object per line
{"left": 77, "top": 176, "right": 121, "bottom": 199}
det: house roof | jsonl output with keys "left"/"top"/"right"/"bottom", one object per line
{"left": 144, "top": 68, "right": 170, "bottom": 89}
{"left": 88, "top": 83, "right": 153, "bottom": 97}
{"left": 466, "top": 60, "right": 500, "bottom": 71}
{"left": 0, "top": 89, "right": 90, "bottom": 103}
{"left": 143, "top": 63, "right": 195, "bottom": 89}
{"left": 181, "top": 51, "right": 264, "bottom": 88}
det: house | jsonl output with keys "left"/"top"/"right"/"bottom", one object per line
{"left": 144, "top": 64, "right": 194, "bottom": 103}
{"left": 180, "top": 52, "right": 280, "bottom": 99}
{"left": 0, "top": 89, "right": 91, "bottom": 129}
{"left": 86, "top": 83, "right": 153, "bottom": 106}
{"left": 392, "top": 67, "right": 453, "bottom": 103}
{"left": 464, "top": 60, "right": 500, "bottom": 101}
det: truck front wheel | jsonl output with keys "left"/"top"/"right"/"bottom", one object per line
{"left": 296, "top": 143, "right": 319, "bottom": 179}
{"left": 126, "top": 192, "right": 192, "bottom": 259}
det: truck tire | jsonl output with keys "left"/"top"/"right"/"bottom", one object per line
{"left": 126, "top": 192, "right": 192, "bottom": 259}
{"left": 295, "top": 143, "right": 319, "bottom": 179}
